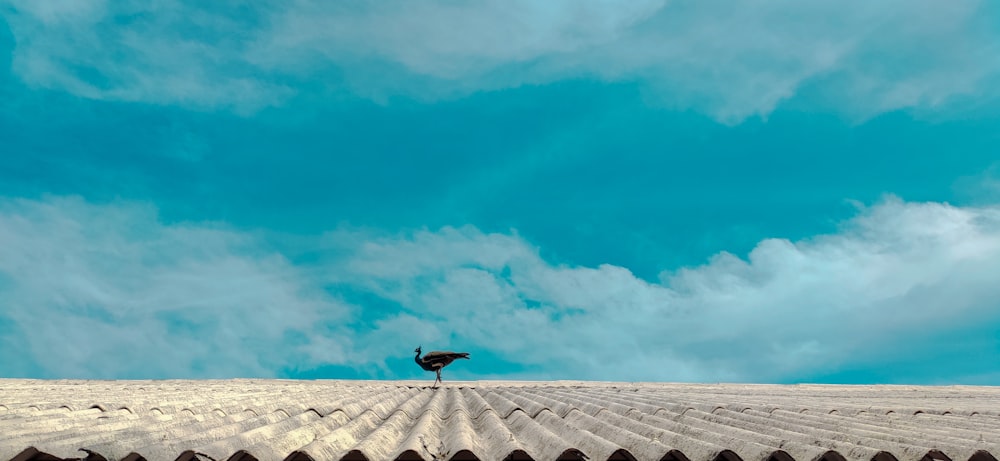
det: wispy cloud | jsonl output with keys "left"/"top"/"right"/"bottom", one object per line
{"left": 2, "top": 196, "right": 999, "bottom": 382}
{"left": 260, "top": 0, "right": 1000, "bottom": 121}
{"left": 3, "top": 0, "right": 291, "bottom": 113}
{"left": 3, "top": 0, "right": 997, "bottom": 120}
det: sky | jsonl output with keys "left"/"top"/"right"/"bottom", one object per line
{"left": 1, "top": 0, "right": 1000, "bottom": 384}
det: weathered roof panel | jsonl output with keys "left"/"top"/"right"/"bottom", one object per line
{"left": 0, "top": 380, "right": 997, "bottom": 461}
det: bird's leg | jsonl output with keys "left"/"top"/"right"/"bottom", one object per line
{"left": 436, "top": 369, "right": 442, "bottom": 386}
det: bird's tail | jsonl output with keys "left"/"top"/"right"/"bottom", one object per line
{"left": 457, "top": 353, "right": 470, "bottom": 359}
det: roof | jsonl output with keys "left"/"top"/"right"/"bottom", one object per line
{"left": 1, "top": 380, "right": 997, "bottom": 461}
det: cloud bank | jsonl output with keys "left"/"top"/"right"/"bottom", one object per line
{"left": 0, "top": 196, "right": 352, "bottom": 378}
{"left": 3, "top": 0, "right": 998, "bottom": 120}
{"left": 6, "top": 195, "right": 996, "bottom": 382}
{"left": 329, "top": 198, "right": 1000, "bottom": 382}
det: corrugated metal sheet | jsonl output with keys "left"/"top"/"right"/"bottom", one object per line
{"left": 0, "top": 380, "right": 997, "bottom": 461}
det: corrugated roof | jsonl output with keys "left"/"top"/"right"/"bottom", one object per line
{"left": 0, "top": 380, "right": 997, "bottom": 461}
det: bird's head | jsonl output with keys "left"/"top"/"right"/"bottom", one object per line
{"left": 414, "top": 346, "right": 422, "bottom": 354}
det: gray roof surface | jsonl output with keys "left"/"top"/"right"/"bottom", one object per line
{"left": 0, "top": 380, "right": 997, "bottom": 461}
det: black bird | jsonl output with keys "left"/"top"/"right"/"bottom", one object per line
{"left": 414, "top": 346, "right": 469, "bottom": 387}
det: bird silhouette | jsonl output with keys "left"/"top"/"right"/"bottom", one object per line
{"left": 414, "top": 346, "right": 469, "bottom": 387}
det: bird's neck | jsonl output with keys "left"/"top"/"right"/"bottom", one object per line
{"left": 414, "top": 351, "right": 422, "bottom": 364}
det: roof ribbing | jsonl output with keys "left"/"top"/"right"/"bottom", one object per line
{"left": 0, "top": 380, "right": 997, "bottom": 461}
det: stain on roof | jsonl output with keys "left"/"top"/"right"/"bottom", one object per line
{"left": 1, "top": 380, "right": 997, "bottom": 461}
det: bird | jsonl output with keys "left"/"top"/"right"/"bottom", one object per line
{"left": 414, "top": 346, "right": 469, "bottom": 387}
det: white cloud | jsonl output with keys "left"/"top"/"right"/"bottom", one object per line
{"left": 0, "top": 196, "right": 352, "bottom": 378}
{"left": 3, "top": 0, "right": 998, "bottom": 120}
{"left": 330, "top": 198, "right": 1000, "bottom": 382}
{"left": 622, "top": 0, "right": 999, "bottom": 122}
{"left": 3, "top": 196, "right": 999, "bottom": 382}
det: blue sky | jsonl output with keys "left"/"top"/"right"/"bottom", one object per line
{"left": 2, "top": 0, "right": 1000, "bottom": 384}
